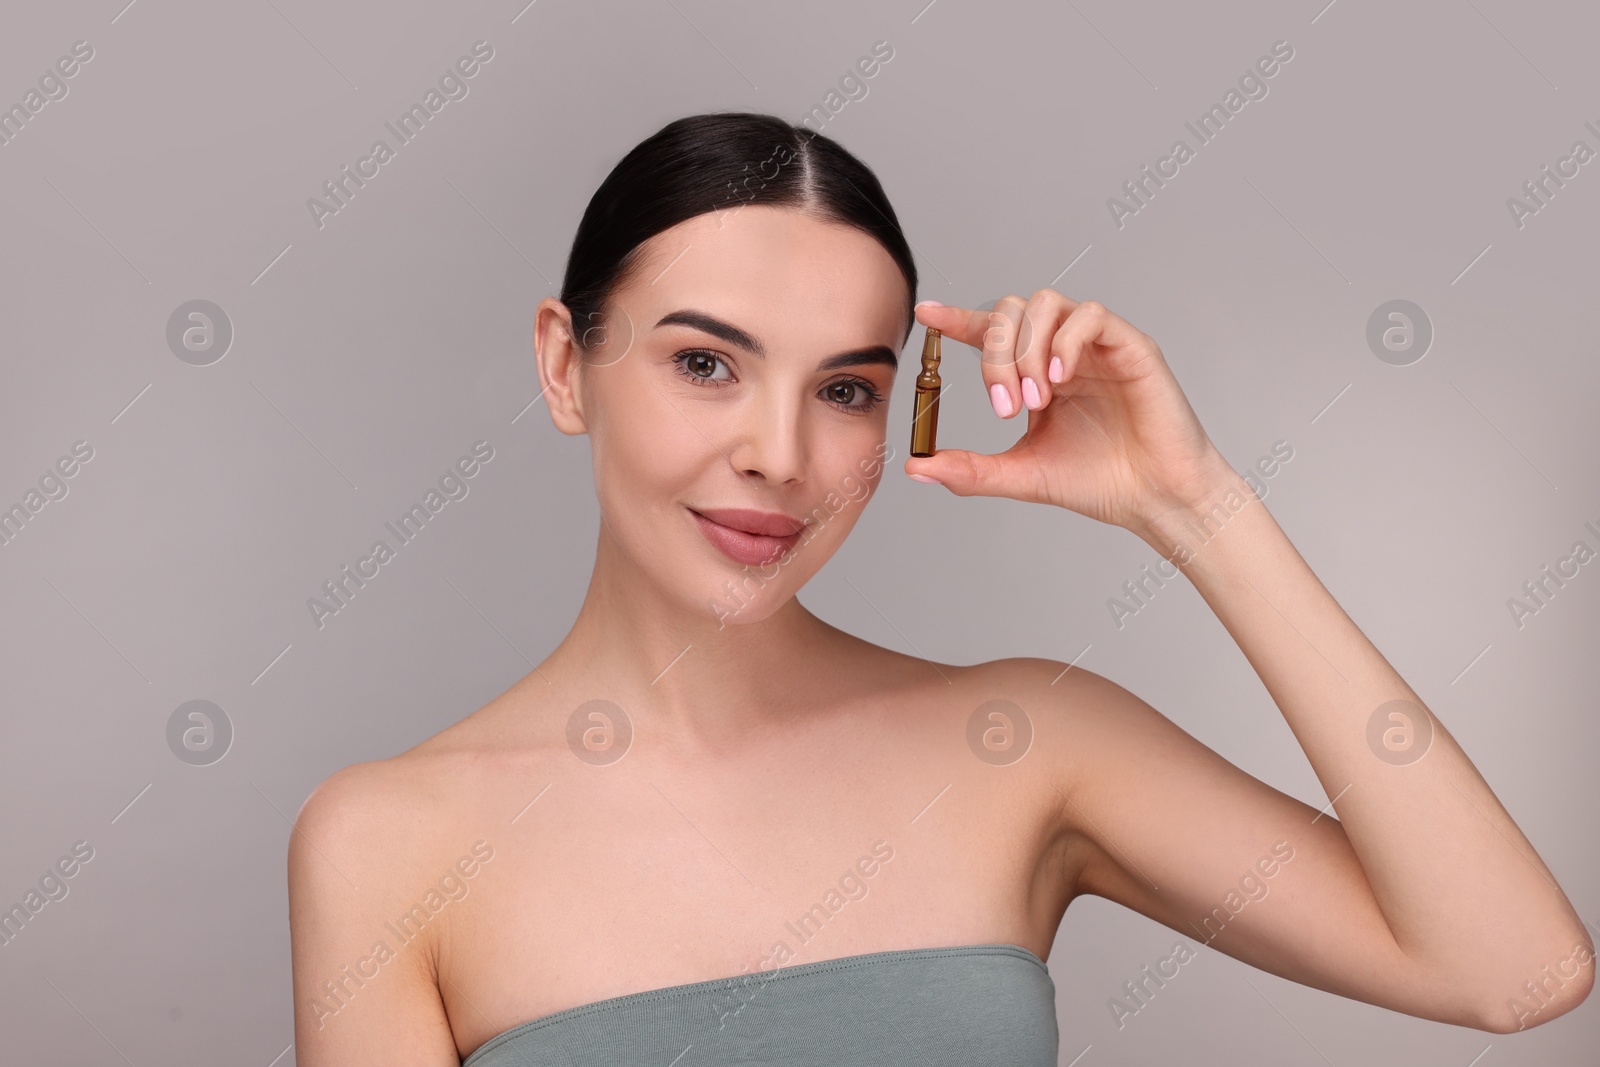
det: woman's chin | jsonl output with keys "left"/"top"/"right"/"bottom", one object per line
{"left": 701, "top": 586, "right": 786, "bottom": 629}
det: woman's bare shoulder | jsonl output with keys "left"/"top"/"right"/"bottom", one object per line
{"left": 289, "top": 687, "right": 566, "bottom": 883}
{"left": 944, "top": 654, "right": 1167, "bottom": 767}
{"left": 826, "top": 638, "right": 1133, "bottom": 728}
{"left": 285, "top": 708, "right": 543, "bottom": 1062}
{"left": 958, "top": 654, "right": 1140, "bottom": 711}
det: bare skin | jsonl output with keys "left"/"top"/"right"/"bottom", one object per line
{"left": 289, "top": 206, "right": 1592, "bottom": 1065}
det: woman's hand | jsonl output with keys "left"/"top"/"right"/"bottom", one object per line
{"left": 905, "top": 291, "right": 1234, "bottom": 537}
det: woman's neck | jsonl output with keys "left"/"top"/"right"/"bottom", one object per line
{"left": 538, "top": 526, "right": 849, "bottom": 751}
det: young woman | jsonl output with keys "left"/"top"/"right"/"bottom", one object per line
{"left": 288, "top": 112, "right": 1592, "bottom": 1065}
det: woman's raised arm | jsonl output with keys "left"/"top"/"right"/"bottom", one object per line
{"left": 908, "top": 293, "right": 1593, "bottom": 1033}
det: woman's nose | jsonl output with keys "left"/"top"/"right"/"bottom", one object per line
{"left": 727, "top": 396, "right": 806, "bottom": 484}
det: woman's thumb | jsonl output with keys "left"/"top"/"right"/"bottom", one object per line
{"left": 905, "top": 449, "right": 1023, "bottom": 499}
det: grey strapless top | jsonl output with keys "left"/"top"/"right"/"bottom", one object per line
{"left": 460, "top": 943, "right": 1057, "bottom": 1066}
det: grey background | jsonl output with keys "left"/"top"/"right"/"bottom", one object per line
{"left": 1, "top": 0, "right": 1595, "bottom": 1063}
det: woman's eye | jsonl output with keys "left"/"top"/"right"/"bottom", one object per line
{"left": 824, "top": 379, "right": 885, "bottom": 413}
{"left": 673, "top": 349, "right": 732, "bottom": 383}
{"left": 671, "top": 350, "right": 883, "bottom": 414}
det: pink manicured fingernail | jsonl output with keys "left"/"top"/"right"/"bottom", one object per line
{"left": 909, "top": 473, "right": 941, "bottom": 484}
{"left": 1021, "top": 377, "right": 1041, "bottom": 409}
{"left": 1049, "top": 355, "right": 1064, "bottom": 383}
{"left": 989, "top": 382, "right": 1014, "bottom": 417}
{"left": 916, "top": 300, "right": 943, "bottom": 309}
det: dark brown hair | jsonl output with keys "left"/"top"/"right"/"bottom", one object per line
{"left": 559, "top": 111, "right": 918, "bottom": 353}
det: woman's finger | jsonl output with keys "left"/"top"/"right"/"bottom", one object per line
{"left": 1014, "top": 289, "right": 1074, "bottom": 413}
{"left": 913, "top": 298, "right": 1030, "bottom": 419}
{"left": 913, "top": 300, "right": 991, "bottom": 349}
{"left": 1049, "top": 299, "right": 1160, "bottom": 385}
{"left": 903, "top": 442, "right": 1045, "bottom": 502}
{"left": 979, "top": 296, "right": 1030, "bottom": 418}
{"left": 915, "top": 300, "right": 1011, "bottom": 422}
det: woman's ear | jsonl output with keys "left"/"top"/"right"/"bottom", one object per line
{"left": 534, "top": 298, "right": 589, "bottom": 436}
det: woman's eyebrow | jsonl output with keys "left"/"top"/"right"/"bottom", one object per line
{"left": 654, "top": 309, "right": 898, "bottom": 371}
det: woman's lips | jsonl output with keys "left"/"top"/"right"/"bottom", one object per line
{"left": 688, "top": 508, "right": 803, "bottom": 567}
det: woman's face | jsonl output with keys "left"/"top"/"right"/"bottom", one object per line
{"left": 552, "top": 204, "right": 910, "bottom": 627}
